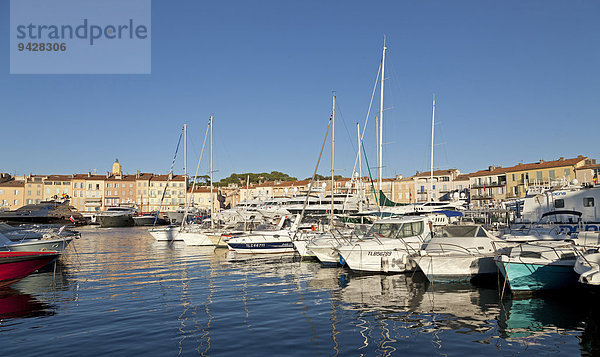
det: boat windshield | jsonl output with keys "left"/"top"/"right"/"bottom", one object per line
{"left": 365, "top": 223, "right": 402, "bottom": 239}
{"left": 398, "top": 221, "right": 424, "bottom": 238}
{"left": 440, "top": 225, "right": 480, "bottom": 237}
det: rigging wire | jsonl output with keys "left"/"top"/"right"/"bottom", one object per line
{"left": 154, "top": 126, "right": 184, "bottom": 227}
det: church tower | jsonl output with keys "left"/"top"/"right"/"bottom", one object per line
{"left": 112, "top": 158, "right": 122, "bottom": 176}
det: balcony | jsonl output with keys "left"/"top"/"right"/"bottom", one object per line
{"left": 471, "top": 181, "right": 506, "bottom": 189}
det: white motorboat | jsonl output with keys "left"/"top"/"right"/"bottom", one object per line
{"left": 572, "top": 232, "right": 600, "bottom": 286}
{"left": 305, "top": 224, "right": 370, "bottom": 264}
{"left": 337, "top": 216, "right": 433, "bottom": 273}
{"left": 516, "top": 184, "right": 600, "bottom": 233}
{"left": 226, "top": 216, "right": 299, "bottom": 254}
{"left": 416, "top": 225, "right": 501, "bottom": 282}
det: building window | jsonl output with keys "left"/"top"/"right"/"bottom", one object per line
{"left": 13, "top": 200, "right": 19, "bottom": 205}
{"left": 549, "top": 170, "right": 555, "bottom": 180}
{"left": 564, "top": 168, "right": 570, "bottom": 177}
{"left": 584, "top": 197, "right": 595, "bottom": 207}
{"left": 536, "top": 171, "right": 543, "bottom": 182}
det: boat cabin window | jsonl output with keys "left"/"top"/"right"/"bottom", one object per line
{"left": 584, "top": 197, "right": 595, "bottom": 207}
{"left": 398, "top": 221, "right": 424, "bottom": 238}
{"left": 520, "top": 251, "right": 542, "bottom": 259}
{"left": 366, "top": 223, "right": 401, "bottom": 239}
{"left": 561, "top": 252, "right": 576, "bottom": 260}
{"left": 554, "top": 199, "right": 565, "bottom": 208}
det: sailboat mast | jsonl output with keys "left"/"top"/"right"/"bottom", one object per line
{"left": 357, "top": 122, "right": 363, "bottom": 211}
{"left": 430, "top": 96, "right": 435, "bottom": 202}
{"left": 209, "top": 116, "right": 214, "bottom": 228}
{"left": 378, "top": 43, "right": 386, "bottom": 194}
{"left": 184, "top": 123, "right": 188, "bottom": 213}
{"left": 331, "top": 95, "right": 336, "bottom": 228}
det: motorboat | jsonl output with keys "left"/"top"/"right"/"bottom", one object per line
{"left": 494, "top": 240, "right": 579, "bottom": 293}
{"left": 416, "top": 225, "right": 501, "bottom": 282}
{"left": 0, "top": 200, "right": 85, "bottom": 225}
{"left": 0, "top": 251, "right": 59, "bottom": 287}
{"left": 97, "top": 207, "right": 136, "bottom": 227}
{"left": 336, "top": 216, "right": 433, "bottom": 273}
{"left": 572, "top": 232, "right": 600, "bottom": 286}
{"left": 304, "top": 224, "right": 370, "bottom": 265}
{"left": 501, "top": 225, "right": 570, "bottom": 242}
{"left": 133, "top": 212, "right": 169, "bottom": 226}
{"left": 516, "top": 184, "right": 600, "bottom": 233}
{"left": 226, "top": 216, "right": 299, "bottom": 254}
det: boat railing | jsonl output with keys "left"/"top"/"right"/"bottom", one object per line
{"left": 506, "top": 242, "right": 577, "bottom": 262}
{"left": 422, "top": 242, "right": 485, "bottom": 256}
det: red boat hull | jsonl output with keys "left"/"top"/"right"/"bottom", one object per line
{"left": 0, "top": 252, "right": 59, "bottom": 287}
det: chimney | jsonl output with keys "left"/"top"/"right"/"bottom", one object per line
{"left": 106, "top": 171, "right": 110, "bottom": 178}
{"left": 88, "top": 172, "right": 91, "bottom": 178}
{"left": 488, "top": 165, "right": 496, "bottom": 171}
{"left": 559, "top": 157, "right": 564, "bottom": 161}
{"left": 136, "top": 170, "right": 140, "bottom": 179}
{"left": 539, "top": 159, "right": 544, "bottom": 164}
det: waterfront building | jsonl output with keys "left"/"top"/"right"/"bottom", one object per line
{"left": 135, "top": 172, "right": 153, "bottom": 212}
{"left": 576, "top": 161, "right": 600, "bottom": 185}
{"left": 82, "top": 174, "right": 105, "bottom": 212}
{"left": 0, "top": 180, "right": 25, "bottom": 210}
{"left": 504, "top": 156, "right": 589, "bottom": 198}
{"left": 411, "top": 169, "right": 461, "bottom": 203}
{"left": 188, "top": 186, "right": 219, "bottom": 213}
{"left": 43, "top": 175, "right": 72, "bottom": 202}
{"left": 23, "top": 175, "right": 45, "bottom": 205}
{"left": 147, "top": 174, "right": 186, "bottom": 212}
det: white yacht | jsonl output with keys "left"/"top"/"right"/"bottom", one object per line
{"left": 337, "top": 216, "right": 433, "bottom": 273}
{"left": 516, "top": 184, "right": 600, "bottom": 233}
{"left": 416, "top": 225, "right": 501, "bottom": 282}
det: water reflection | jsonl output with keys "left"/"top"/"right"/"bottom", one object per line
{"left": 0, "top": 287, "right": 54, "bottom": 321}
{"left": 3, "top": 227, "right": 599, "bottom": 355}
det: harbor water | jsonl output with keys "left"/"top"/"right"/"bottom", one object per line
{"left": 1, "top": 227, "right": 599, "bottom": 356}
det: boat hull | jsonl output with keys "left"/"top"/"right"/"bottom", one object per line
{"left": 417, "top": 255, "right": 497, "bottom": 282}
{"left": 0, "top": 252, "right": 59, "bottom": 287}
{"left": 2, "top": 237, "right": 73, "bottom": 253}
{"left": 338, "top": 247, "right": 418, "bottom": 273}
{"left": 495, "top": 259, "right": 578, "bottom": 292}
{"left": 181, "top": 231, "right": 214, "bottom": 246}
{"left": 98, "top": 214, "right": 134, "bottom": 228}
{"left": 148, "top": 227, "right": 184, "bottom": 241}
{"left": 226, "top": 241, "right": 295, "bottom": 254}
{"left": 308, "top": 245, "right": 340, "bottom": 265}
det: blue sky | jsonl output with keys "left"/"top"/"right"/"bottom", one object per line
{"left": 1, "top": 0, "right": 599, "bottom": 181}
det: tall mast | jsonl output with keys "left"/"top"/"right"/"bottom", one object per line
{"left": 357, "top": 122, "right": 363, "bottom": 212}
{"left": 184, "top": 123, "right": 188, "bottom": 212}
{"left": 209, "top": 116, "right": 214, "bottom": 228}
{"left": 430, "top": 95, "right": 435, "bottom": 202}
{"left": 330, "top": 95, "right": 336, "bottom": 228}
{"left": 375, "top": 115, "right": 379, "bottom": 192}
{"left": 378, "top": 43, "right": 386, "bottom": 195}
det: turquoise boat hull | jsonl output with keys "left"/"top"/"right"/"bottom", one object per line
{"left": 496, "top": 260, "right": 578, "bottom": 292}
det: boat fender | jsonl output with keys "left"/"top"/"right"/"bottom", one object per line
{"left": 402, "top": 254, "right": 409, "bottom": 265}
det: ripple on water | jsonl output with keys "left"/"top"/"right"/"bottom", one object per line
{"left": 0, "top": 227, "right": 595, "bottom": 356}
